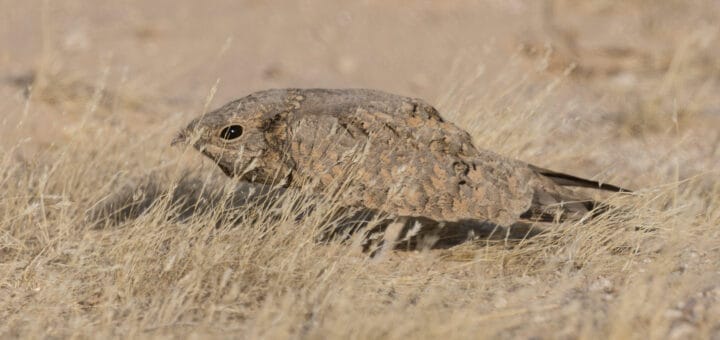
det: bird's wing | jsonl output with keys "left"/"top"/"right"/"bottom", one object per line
{"left": 467, "top": 151, "right": 628, "bottom": 223}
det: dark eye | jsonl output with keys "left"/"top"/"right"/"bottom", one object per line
{"left": 219, "top": 125, "right": 243, "bottom": 140}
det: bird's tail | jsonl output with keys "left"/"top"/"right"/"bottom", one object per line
{"left": 528, "top": 164, "right": 631, "bottom": 193}
{"left": 520, "top": 165, "right": 630, "bottom": 223}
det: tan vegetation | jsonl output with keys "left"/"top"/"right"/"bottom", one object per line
{"left": 1, "top": 0, "right": 719, "bottom": 338}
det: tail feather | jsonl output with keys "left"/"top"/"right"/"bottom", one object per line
{"left": 520, "top": 165, "right": 629, "bottom": 222}
{"left": 519, "top": 189, "right": 600, "bottom": 222}
{"left": 528, "top": 164, "right": 631, "bottom": 193}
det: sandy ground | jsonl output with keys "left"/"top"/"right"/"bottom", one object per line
{"left": 1, "top": 0, "right": 720, "bottom": 338}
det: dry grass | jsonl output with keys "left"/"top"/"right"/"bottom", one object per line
{"left": 2, "top": 1, "right": 720, "bottom": 339}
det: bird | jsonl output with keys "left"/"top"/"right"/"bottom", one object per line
{"left": 173, "top": 88, "right": 629, "bottom": 226}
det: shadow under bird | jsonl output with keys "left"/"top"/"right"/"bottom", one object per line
{"left": 174, "top": 88, "right": 630, "bottom": 226}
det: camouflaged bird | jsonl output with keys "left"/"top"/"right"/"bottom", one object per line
{"left": 174, "top": 88, "right": 629, "bottom": 226}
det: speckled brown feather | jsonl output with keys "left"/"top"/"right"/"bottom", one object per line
{"left": 176, "top": 88, "right": 628, "bottom": 225}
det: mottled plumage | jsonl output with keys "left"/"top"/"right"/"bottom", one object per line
{"left": 174, "top": 88, "right": 628, "bottom": 226}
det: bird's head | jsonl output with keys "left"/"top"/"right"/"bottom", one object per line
{"left": 173, "top": 91, "right": 290, "bottom": 179}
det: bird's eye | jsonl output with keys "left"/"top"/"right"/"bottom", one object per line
{"left": 219, "top": 125, "right": 243, "bottom": 140}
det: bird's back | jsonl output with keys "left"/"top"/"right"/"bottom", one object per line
{"left": 279, "top": 88, "right": 627, "bottom": 225}
{"left": 282, "top": 89, "right": 537, "bottom": 224}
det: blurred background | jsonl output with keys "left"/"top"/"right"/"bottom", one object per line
{"left": 1, "top": 0, "right": 719, "bottom": 184}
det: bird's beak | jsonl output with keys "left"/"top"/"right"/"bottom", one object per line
{"left": 171, "top": 131, "right": 188, "bottom": 147}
